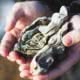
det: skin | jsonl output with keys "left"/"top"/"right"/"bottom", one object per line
{"left": 0, "top": 1, "right": 80, "bottom": 80}
{"left": 0, "top": 1, "right": 51, "bottom": 58}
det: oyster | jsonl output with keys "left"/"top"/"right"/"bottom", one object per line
{"left": 14, "top": 6, "right": 69, "bottom": 75}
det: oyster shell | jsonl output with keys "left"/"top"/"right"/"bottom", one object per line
{"left": 14, "top": 6, "right": 69, "bottom": 75}
{"left": 14, "top": 16, "right": 50, "bottom": 56}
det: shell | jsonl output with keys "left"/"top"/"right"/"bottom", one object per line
{"left": 14, "top": 6, "right": 69, "bottom": 75}
{"left": 14, "top": 16, "right": 50, "bottom": 56}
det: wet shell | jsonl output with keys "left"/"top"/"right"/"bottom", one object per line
{"left": 14, "top": 6, "right": 69, "bottom": 75}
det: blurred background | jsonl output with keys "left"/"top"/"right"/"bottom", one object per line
{"left": 0, "top": 0, "right": 28, "bottom": 80}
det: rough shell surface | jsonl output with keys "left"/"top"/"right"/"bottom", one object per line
{"left": 14, "top": 6, "right": 69, "bottom": 75}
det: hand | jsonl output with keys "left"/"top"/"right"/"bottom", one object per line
{"left": 0, "top": 1, "right": 51, "bottom": 59}
{"left": 1, "top": 2, "right": 80, "bottom": 79}
{"left": 18, "top": 15, "right": 80, "bottom": 80}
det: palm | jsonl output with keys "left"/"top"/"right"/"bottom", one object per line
{"left": 32, "top": 44, "right": 80, "bottom": 80}
{"left": 0, "top": 1, "right": 51, "bottom": 58}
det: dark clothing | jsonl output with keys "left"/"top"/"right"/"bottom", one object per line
{"left": 40, "top": 0, "right": 80, "bottom": 16}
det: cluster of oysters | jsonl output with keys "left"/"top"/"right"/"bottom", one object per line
{"left": 14, "top": 6, "right": 69, "bottom": 75}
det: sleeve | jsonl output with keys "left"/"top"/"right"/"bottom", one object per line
{"left": 38, "top": 0, "right": 62, "bottom": 12}
{"left": 39, "top": 0, "right": 80, "bottom": 16}
{"left": 68, "top": 0, "right": 80, "bottom": 16}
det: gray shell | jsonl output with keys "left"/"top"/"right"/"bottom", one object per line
{"left": 14, "top": 6, "right": 69, "bottom": 75}
{"left": 14, "top": 17, "right": 50, "bottom": 56}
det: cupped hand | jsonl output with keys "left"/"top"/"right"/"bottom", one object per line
{"left": 1, "top": 2, "right": 80, "bottom": 80}
{"left": 18, "top": 15, "right": 80, "bottom": 80}
{"left": 19, "top": 44, "right": 80, "bottom": 80}
{"left": 0, "top": 1, "right": 51, "bottom": 59}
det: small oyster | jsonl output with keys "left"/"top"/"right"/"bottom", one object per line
{"left": 14, "top": 6, "right": 69, "bottom": 75}
{"left": 14, "top": 16, "right": 50, "bottom": 56}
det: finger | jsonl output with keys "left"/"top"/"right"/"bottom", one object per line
{"left": 62, "top": 29, "right": 80, "bottom": 47}
{"left": 9, "top": 17, "right": 29, "bottom": 39}
{"left": 48, "top": 44, "right": 80, "bottom": 80}
{"left": 7, "top": 51, "right": 20, "bottom": 62}
{"left": 20, "top": 70, "right": 32, "bottom": 79}
{"left": 16, "top": 57, "right": 32, "bottom": 65}
{"left": 16, "top": 58, "right": 26, "bottom": 65}
{"left": 9, "top": 13, "right": 31, "bottom": 39}
{"left": 19, "top": 64, "right": 30, "bottom": 71}
{"left": 5, "top": 7, "right": 24, "bottom": 32}
{"left": 15, "top": 17, "right": 30, "bottom": 30}
{"left": 0, "top": 32, "right": 17, "bottom": 57}
{"left": 33, "top": 75, "right": 48, "bottom": 80}
{"left": 7, "top": 56, "right": 16, "bottom": 62}
{"left": 0, "top": 17, "right": 27, "bottom": 58}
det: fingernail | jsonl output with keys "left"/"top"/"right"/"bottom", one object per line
{"left": 0, "top": 48, "right": 9, "bottom": 58}
{"left": 7, "top": 56, "right": 15, "bottom": 62}
{"left": 16, "top": 58, "right": 26, "bottom": 65}
{"left": 62, "top": 35, "right": 72, "bottom": 46}
{"left": 9, "top": 51, "right": 20, "bottom": 60}
{"left": 20, "top": 70, "right": 30, "bottom": 78}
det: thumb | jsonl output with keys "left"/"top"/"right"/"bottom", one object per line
{"left": 62, "top": 29, "right": 80, "bottom": 47}
{"left": 5, "top": 8, "right": 24, "bottom": 32}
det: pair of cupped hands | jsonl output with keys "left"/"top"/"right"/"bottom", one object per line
{"left": 0, "top": 1, "right": 80, "bottom": 80}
